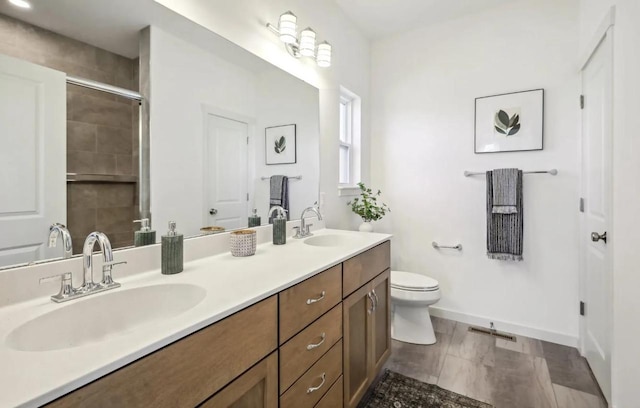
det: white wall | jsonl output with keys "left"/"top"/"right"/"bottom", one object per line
{"left": 580, "top": 1, "right": 640, "bottom": 406}
{"left": 150, "top": 26, "right": 320, "bottom": 236}
{"left": 253, "top": 69, "right": 320, "bottom": 221}
{"left": 154, "top": 0, "right": 372, "bottom": 230}
{"left": 149, "top": 26, "right": 258, "bottom": 237}
{"left": 370, "top": 0, "right": 581, "bottom": 345}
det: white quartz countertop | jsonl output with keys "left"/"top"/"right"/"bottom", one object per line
{"left": 0, "top": 228, "right": 391, "bottom": 408}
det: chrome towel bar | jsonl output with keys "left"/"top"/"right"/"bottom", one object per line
{"left": 432, "top": 242, "right": 462, "bottom": 251}
{"left": 260, "top": 175, "right": 302, "bottom": 180}
{"left": 463, "top": 169, "right": 558, "bottom": 177}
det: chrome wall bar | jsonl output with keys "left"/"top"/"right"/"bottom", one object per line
{"left": 463, "top": 169, "right": 558, "bottom": 177}
{"left": 432, "top": 241, "right": 463, "bottom": 251}
{"left": 66, "top": 75, "right": 143, "bottom": 101}
{"left": 261, "top": 175, "right": 303, "bottom": 180}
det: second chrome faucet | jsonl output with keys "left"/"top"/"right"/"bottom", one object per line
{"left": 293, "top": 206, "right": 323, "bottom": 239}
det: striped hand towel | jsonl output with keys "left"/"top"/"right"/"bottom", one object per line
{"left": 491, "top": 168, "right": 519, "bottom": 214}
{"left": 269, "top": 175, "right": 289, "bottom": 223}
{"left": 486, "top": 170, "right": 523, "bottom": 261}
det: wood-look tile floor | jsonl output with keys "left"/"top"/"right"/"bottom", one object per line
{"left": 383, "top": 317, "right": 607, "bottom": 408}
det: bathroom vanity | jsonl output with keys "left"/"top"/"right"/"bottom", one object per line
{"left": 0, "top": 229, "right": 391, "bottom": 408}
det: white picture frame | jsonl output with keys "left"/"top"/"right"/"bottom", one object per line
{"left": 474, "top": 89, "right": 544, "bottom": 154}
{"left": 265, "top": 124, "right": 296, "bottom": 165}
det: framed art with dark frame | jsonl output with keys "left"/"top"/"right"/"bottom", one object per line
{"left": 265, "top": 124, "right": 297, "bottom": 165}
{"left": 474, "top": 89, "right": 544, "bottom": 154}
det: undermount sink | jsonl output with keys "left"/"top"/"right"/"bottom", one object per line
{"left": 6, "top": 283, "right": 206, "bottom": 352}
{"left": 304, "top": 234, "right": 362, "bottom": 247}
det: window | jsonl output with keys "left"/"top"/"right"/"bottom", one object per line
{"left": 339, "top": 86, "right": 361, "bottom": 191}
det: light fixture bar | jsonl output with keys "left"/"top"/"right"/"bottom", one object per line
{"left": 266, "top": 11, "right": 332, "bottom": 68}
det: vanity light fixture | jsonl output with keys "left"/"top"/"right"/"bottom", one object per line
{"left": 267, "top": 11, "right": 332, "bottom": 68}
{"left": 8, "top": 0, "right": 31, "bottom": 9}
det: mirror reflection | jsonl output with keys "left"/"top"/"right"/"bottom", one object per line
{"left": 0, "top": 0, "right": 320, "bottom": 269}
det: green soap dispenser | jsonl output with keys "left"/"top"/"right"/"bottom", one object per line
{"left": 248, "top": 208, "right": 261, "bottom": 227}
{"left": 268, "top": 206, "right": 287, "bottom": 245}
{"left": 134, "top": 218, "right": 156, "bottom": 247}
{"left": 162, "top": 221, "right": 183, "bottom": 275}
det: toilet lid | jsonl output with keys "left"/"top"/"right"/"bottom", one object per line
{"left": 391, "top": 271, "right": 439, "bottom": 291}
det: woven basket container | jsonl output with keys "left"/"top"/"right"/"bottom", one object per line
{"left": 230, "top": 229, "right": 257, "bottom": 257}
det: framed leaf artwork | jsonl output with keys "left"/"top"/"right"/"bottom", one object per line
{"left": 474, "top": 89, "right": 544, "bottom": 153}
{"left": 265, "top": 124, "right": 296, "bottom": 165}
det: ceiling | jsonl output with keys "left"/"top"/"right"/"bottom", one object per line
{"left": 334, "top": 0, "right": 514, "bottom": 39}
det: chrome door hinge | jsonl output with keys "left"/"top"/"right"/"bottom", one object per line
{"left": 580, "top": 95, "right": 585, "bottom": 109}
{"left": 580, "top": 301, "right": 585, "bottom": 316}
{"left": 579, "top": 197, "right": 585, "bottom": 213}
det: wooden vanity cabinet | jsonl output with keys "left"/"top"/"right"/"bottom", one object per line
{"left": 200, "top": 351, "right": 278, "bottom": 408}
{"left": 342, "top": 242, "right": 391, "bottom": 408}
{"left": 42, "top": 240, "right": 391, "bottom": 408}
{"left": 45, "top": 297, "right": 278, "bottom": 408}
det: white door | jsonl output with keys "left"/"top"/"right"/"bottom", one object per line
{"left": 204, "top": 114, "right": 248, "bottom": 230}
{"left": 580, "top": 29, "right": 612, "bottom": 402}
{"left": 0, "top": 54, "right": 66, "bottom": 268}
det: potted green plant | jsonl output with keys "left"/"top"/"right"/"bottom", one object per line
{"left": 347, "top": 182, "right": 390, "bottom": 232}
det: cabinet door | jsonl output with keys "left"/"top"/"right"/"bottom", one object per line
{"left": 371, "top": 269, "right": 391, "bottom": 375}
{"left": 200, "top": 351, "right": 278, "bottom": 408}
{"left": 343, "top": 283, "right": 373, "bottom": 408}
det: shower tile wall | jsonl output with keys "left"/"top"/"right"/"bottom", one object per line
{"left": 0, "top": 14, "right": 139, "bottom": 252}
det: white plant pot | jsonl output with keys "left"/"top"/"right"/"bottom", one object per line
{"left": 359, "top": 221, "right": 374, "bottom": 232}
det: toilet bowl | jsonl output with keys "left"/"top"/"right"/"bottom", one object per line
{"left": 390, "top": 270, "right": 441, "bottom": 345}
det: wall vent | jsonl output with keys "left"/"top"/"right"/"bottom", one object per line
{"left": 468, "top": 325, "right": 517, "bottom": 342}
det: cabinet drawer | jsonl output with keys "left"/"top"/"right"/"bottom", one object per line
{"left": 45, "top": 296, "right": 278, "bottom": 408}
{"left": 315, "top": 376, "right": 343, "bottom": 408}
{"left": 280, "top": 340, "right": 343, "bottom": 408}
{"left": 343, "top": 241, "right": 390, "bottom": 297}
{"left": 280, "top": 303, "right": 343, "bottom": 394}
{"left": 279, "top": 264, "right": 342, "bottom": 343}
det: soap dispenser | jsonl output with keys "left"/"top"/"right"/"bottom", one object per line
{"left": 268, "top": 206, "right": 287, "bottom": 245}
{"left": 133, "top": 218, "right": 156, "bottom": 247}
{"left": 161, "top": 221, "right": 183, "bottom": 275}
{"left": 248, "top": 208, "right": 261, "bottom": 227}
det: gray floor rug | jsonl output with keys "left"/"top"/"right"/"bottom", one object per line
{"left": 359, "top": 370, "right": 493, "bottom": 408}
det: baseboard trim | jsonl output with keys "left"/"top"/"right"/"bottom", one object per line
{"left": 429, "top": 306, "right": 579, "bottom": 347}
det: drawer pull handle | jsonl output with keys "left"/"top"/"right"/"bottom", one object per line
{"left": 306, "top": 291, "right": 326, "bottom": 305}
{"left": 367, "top": 292, "right": 374, "bottom": 314}
{"left": 306, "top": 372, "right": 326, "bottom": 394}
{"left": 372, "top": 289, "right": 379, "bottom": 312}
{"left": 306, "top": 332, "right": 326, "bottom": 350}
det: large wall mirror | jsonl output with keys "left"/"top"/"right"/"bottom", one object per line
{"left": 0, "top": 0, "right": 320, "bottom": 270}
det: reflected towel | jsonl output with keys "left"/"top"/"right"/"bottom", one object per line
{"left": 487, "top": 170, "right": 523, "bottom": 261}
{"left": 492, "top": 168, "right": 519, "bottom": 214}
{"left": 269, "top": 175, "right": 289, "bottom": 223}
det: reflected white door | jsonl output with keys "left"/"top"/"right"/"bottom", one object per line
{"left": 0, "top": 54, "right": 66, "bottom": 267}
{"left": 580, "top": 29, "right": 612, "bottom": 401}
{"left": 204, "top": 114, "right": 248, "bottom": 230}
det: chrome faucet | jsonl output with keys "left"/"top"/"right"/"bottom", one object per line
{"left": 294, "top": 206, "right": 323, "bottom": 239}
{"left": 48, "top": 223, "right": 73, "bottom": 259}
{"left": 82, "top": 232, "right": 118, "bottom": 292}
{"left": 40, "top": 231, "right": 125, "bottom": 303}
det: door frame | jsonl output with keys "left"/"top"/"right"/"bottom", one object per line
{"left": 201, "top": 104, "right": 255, "bottom": 228}
{"left": 578, "top": 7, "right": 615, "bottom": 402}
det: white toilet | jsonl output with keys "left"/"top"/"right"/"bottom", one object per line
{"left": 390, "top": 270, "right": 441, "bottom": 345}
